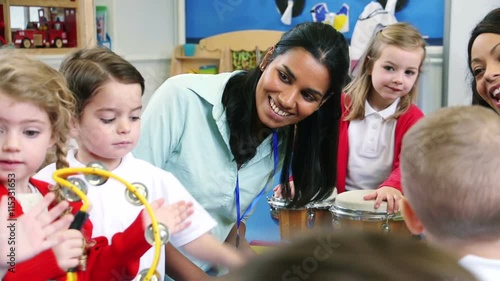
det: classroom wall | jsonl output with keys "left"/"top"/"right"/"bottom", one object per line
{"left": 95, "top": 0, "right": 178, "bottom": 60}
{"left": 40, "top": 55, "right": 170, "bottom": 109}
{"left": 185, "top": 0, "right": 445, "bottom": 45}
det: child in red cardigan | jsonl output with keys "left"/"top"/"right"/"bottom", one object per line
{"left": 0, "top": 53, "right": 85, "bottom": 281}
{"left": 338, "top": 23, "right": 425, "bottom": 213}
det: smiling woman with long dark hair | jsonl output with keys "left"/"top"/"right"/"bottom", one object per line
{"left": 468, "top": 8, "right": 500, "bottom": 113}
{"left": 134, "top": 22, "right": 350, "bottom": 278}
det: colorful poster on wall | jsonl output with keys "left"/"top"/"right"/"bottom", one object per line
{"left": 186, "top": 0, "right": 444, "bottom": 45}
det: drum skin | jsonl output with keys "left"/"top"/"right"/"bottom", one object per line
{"left": 330, "top": 190, "right": 411, "bottom": 236}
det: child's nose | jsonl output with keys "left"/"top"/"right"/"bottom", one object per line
{"left": 392, "top": 73, "right": 403, "bottom": 85}
{"left": 2, "top": 134, "right": 21, "bottom": 152}
{"left": 117, "top": 120, "right": 131, "bottom": 134}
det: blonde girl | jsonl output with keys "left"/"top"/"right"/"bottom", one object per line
{"left": 338, "top": 23, "right": 426, "bottom": 213}
{"left": 0, "top": 52, "right": 84, "bottom": 281}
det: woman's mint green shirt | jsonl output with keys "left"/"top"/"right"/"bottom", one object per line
{"left": 134, "top": 72, "right": 278, "bottom": 246}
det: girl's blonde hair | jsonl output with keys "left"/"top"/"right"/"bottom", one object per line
{"left": 0, "top": 51, "right": 75, "bottom": 201}
{"left": 344, "top": 22, "right": 426, "bottom": 120}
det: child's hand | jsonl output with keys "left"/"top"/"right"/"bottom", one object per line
{"left": 0, "top": 192, "right": 74, "bottom": 264}
{"left": 52, "top": 229, "right": 84, "bottom": 271}
{"left": 142, "top": 199, "right": 194, "bottom": 235}
{"left": 273, "top": 181, "right": 295, "bottom": 199}
{"left": 363, "top": 186, "right": 402, "bottom": 214}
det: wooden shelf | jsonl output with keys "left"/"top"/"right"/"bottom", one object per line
{"left": 0, "top": 0, "right": 95, "bottom": 55}
{"left": 169, "top": 30, "right": 283, "bottom": 77}
{"left": 8, "top": 47, "right": 74, "bottom": 55}
{"left": 175, "top": 55, "right": 219, "bottom": 60}
{"left": 9, "top": 0, "right": 77, "bottom": 8}
{"left": 170, "top": 44, "right": 221, "bottom": 76}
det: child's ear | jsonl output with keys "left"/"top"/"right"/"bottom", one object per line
{"left": 365, "top": 56, "right": 372, "bottom": 75}
{"left": 401, "top": 196, "right": 425, "bottom": 235}
{"left": 70, "top": 116, "right": 79, "bottom": 138}
{"left": 48, "top": 135, "right": 56, "bottom": 148}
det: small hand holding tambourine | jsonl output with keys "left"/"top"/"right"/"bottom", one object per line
{"left": 53, "top": 161, "right": 169, "bottom": 281}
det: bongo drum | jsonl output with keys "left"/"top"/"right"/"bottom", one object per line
{"left": 329, "top": 190, "right": 410, "bottom": 235}
{"left": 267, "top": 195, "right": 335, "bottom": 241}
{"left": 304, "top": 188, "right": 337, "bottom": 233}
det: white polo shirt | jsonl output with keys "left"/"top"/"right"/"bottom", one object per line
{"left": 345, "top": 99, "right": 399, "bottom": 191}
{"left": 460, "top": 255, "right": 500, "bottom": 281}
{"left": 35, "top": 149, "right": 217, "bottom": 280}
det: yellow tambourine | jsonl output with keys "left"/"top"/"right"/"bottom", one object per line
{"left": 53, "top": 162, "right": 167, "bottom": 281}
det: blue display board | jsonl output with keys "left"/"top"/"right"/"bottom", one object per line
{"left": 186, "top": 0, "right": 444, "bottom": 45}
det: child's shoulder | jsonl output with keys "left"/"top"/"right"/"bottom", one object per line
{"left": 33, "top": 163, "right": 57, "bottom": 183}
{"left": 408, "top": 103, "right": 424, "bottom": 114}
{"left": 28, "top": 178, "right": 52, "bottom": 195}
{"left": 401, "top": 103, "right": 424, "bottom": 120}
{"left": 396, "top": 104, "right": 424, "bottom": 131}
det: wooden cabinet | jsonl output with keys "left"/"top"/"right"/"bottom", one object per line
{"left": 0, "top": 0, "right": 95, "bottom": 55}
{"left": 170, "top": 29, "right": 284, "bottom": 77}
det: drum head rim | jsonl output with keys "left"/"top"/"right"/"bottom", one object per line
{"left": 267, "top": 197, "right": 308, "bottom": 210}
{"left": 330, "top": 205, "right": 403, "bottom": 221}
{"left": 335, "top": 190, "right": 390, "bottom": 211}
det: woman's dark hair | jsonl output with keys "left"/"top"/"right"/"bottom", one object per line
{"left": 222, "top": 22, "right": 350, "bottom": 207}
{"left": 467, "top": 8, "right": 500, "bottom": 110}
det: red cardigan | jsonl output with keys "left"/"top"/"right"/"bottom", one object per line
{"left": 336, "top": 95, "right": 424, "bottom": 194}
{"left": 1, "top": 178, "right": 151, "bottom": 281}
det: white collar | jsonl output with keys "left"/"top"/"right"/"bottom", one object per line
{"left": 68, "top": 148, "right": 132, "bottom": 171}
{"left": 27, "top": 183, "right": 40, "bottom": 193}
{"left": 364, "top": 98, "right": 400, "bottom": 120}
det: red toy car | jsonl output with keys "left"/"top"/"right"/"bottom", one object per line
{"left": 13, "top": 20, "right": 67, "bottom": 48}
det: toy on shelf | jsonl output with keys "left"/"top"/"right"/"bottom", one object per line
{"left": 0, "top": 0, "right": 95, "bottom": 53}
{"left": 13, "top": 7, "right": 75, "bottom": 48}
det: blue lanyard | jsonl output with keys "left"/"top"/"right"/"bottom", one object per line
{"left": 235, "top": 131, "right": 278, "bottom": 247}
